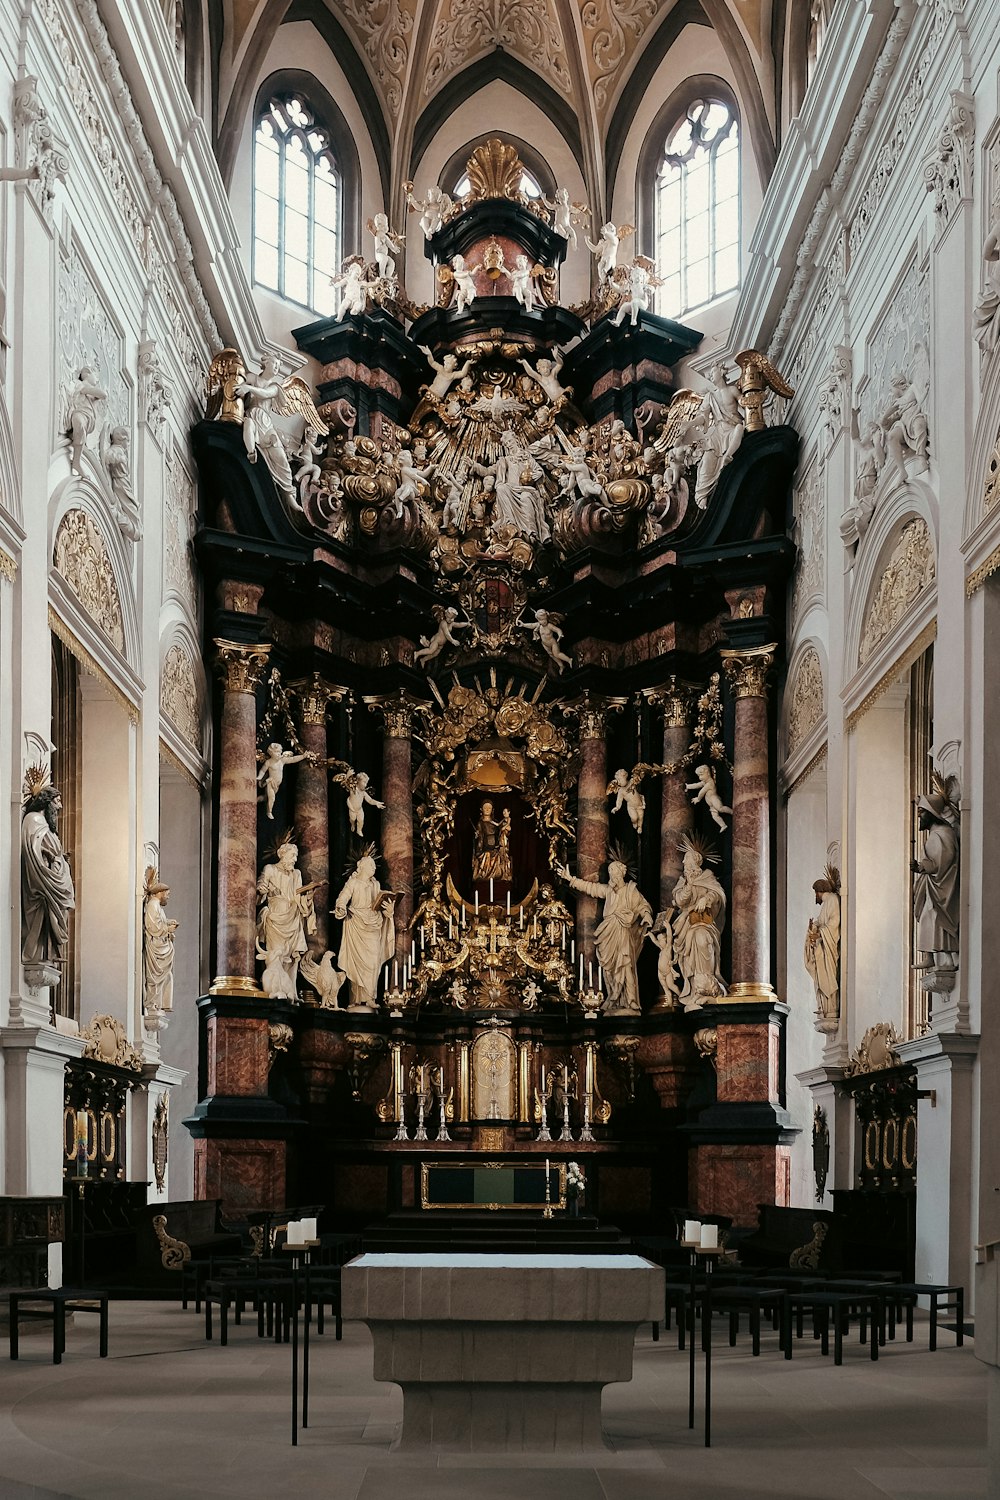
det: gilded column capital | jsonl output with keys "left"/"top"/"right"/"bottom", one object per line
{"left": 290, "top": 672, "right": 348, "bottom": 725}
{"left": 643, "top": 677, "right": 692, "bottom": 727}
{"left": 721, "top": 644, "right": 777, "bottom": 700}
{"left": 567, "top": 693, "right": 626, "bottom": 740}
{"left": 366, "top": 693, "right": 418, "bottom": 738}
{"left": 213, "top": 638, "right": 272, "bottom": 695}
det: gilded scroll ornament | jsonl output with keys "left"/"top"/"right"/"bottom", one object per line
{"left": 80, "top": 1014, "right": 143, "bottom": 1072}
{"left": 845, "top": 1022, "right": 901, "bottom": 1076}
{"left": 152, "top": 1214, "right": 191, "bottom": 1270}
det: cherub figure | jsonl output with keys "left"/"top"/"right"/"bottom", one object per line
{"left": 560, "top": 444, "right": 606, "bottom": 504}
{"left": 448, "top": 977, "right": 468, "bottom": 1008}
{"left": 447, "top": 253, "right": 481, "bottom": 314}
{"left": 404, "top": 181, "right": 452, "bottom": 239}
{"left": 509, "top": 254, "right": 542, "bottom": 312}
{"left": 542, "top": 187, "right": 587, "bottom": 249}
{"left": 522, "top": 608, "right": 573, "bottom": 674}
{"left": 414, "top": 605, "right": 469, "bottom": 667}
{"left": 419, "top": 346, "right": 474, "bottom": 401}
{"left": 438, "top": 470, "right": 468, "bottom": 533}
{"left": 392, "top": 448, "right": 434, "bottom": 518}
{"left": 292, "top": 425, "right": 324, "bottom": 497}
{"left": 330, "top": 768, "right": 385, "bottom": 837}
{"left": 331, "top": 257, "right": 371, "bottom": 318}
{"left": 608, "top": 766, "right": 653, "bottom": 834}
{"left": 686, "top": 764, "right": 732, "bottom": 830}
{"left": 66, "top": 365, "right": 108, "bottom": 475}
{"left": 257, "top": 742, "right": 311, "bottom": 820}
{"left": 585, "top": 221, "right": 632, "bottom": 281}
{"left": 519, "top": 349, "right": 566, "bottom": 406}
{"left": 367, "top": 213, "right": 404, "bottom": 279}
{"left": 648, "top": 908, "right": 680, "bottom": 1008}
{"left": 613, "top": 258, "right": 660, "bottom": 327}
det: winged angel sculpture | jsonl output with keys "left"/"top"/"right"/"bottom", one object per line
{"left": 235, "top": 353, "right": 330, "bottom": 512}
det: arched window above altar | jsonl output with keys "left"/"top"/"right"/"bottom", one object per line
{"left": 651, "top": 96, "right": 740, "bottom": 320}
{"left": 253, "top": 90, "right": 342, "bottom": 317}
{"left": 440, "top": 135, "right": 555, "bottom": 207}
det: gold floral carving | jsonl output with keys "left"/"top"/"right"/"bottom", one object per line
{"left": 0, "top": 547, "right": 17, "bottom": 582}
{"left": 81, "top": 1013, "right": 143, "bottom": 1072}
{"left": 160, "top": 643, "right": 200, "bottom": 750}
{"left": 845, "top": 1021, "right": 901, "bottom": 1076}
{"left": 213, "top": 638, "right": 272, "bottom": 695}
{"left": 967, "top": 540, "right": 1000, "bottom": 597}
{"left": 205, "top": 347, "right": 245, "bottom": 423}
{"left": 721, "top": 644, "right": 777, "bottom": 699}
{"left": 693, "top": 1027, "right": 718, "bottom": 1065}
{"left": 152, "top": 1094, "right": 168, "bottom": 1195}
{"left": 367, "top": 693, "right": 418, "bottom": 737}
{"left": 859, "top": 519, "right": 935, "bottom": 666}
{"left": 787, "top": 647, "right": 824, "bottom": 754}
{"left": 53, "top": 509, "right": 125, "bottom": 653}
{"left": 291, "top": 673, "right": 347, "bottom": 726}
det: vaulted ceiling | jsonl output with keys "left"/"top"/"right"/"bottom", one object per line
{"left": 209, "top": 0, "right": 791, "bottom": 214}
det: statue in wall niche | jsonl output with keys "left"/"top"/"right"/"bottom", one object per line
{"left": 414, "top": 604, "right": 470, "bottom": 667}
{"left": 143, "top": 867, "right": 178, "bottom": 1019}
{"left": 332, "top": 851, "right": 397, "bottom": 1009}
{"left": 973, "top": 219, "right": 1000, "bottom": 353}
{"left": 367, "top": 213, "right": 404, "bottom": 280}
{"left": 66, "top": 365, "right": 108, "bottom": 476}
{"left": 472, "top": 800, "right": 512, "bottom": 883}
{"left": 542, "top": 187, "right": 587, "bottom": 249}
{"left": 556, "top": 857, "right": 653, "bottom": 1014}
{"left": 671, "top": 837, "right": 727, "bottom": 1008}
{"left": 257, "top": 741, "right": 313, "bottom": 820}
{"left": 404, "top": 181, "right": 452, "bottom": 240}
{"left": 686, "top": 764, "right": 732, "bottom": 831}
{"left": 912, "top": 784, "right": 960, "bottom": 971}
{"left": 331, "top": 257, "right": 373, "bottom": 318}
{"left": 420, "top": 346, "right": 474, "bottom": 403}
{"left": 879, "top": 372, "right": 930, "bottom": 483}
{"left": 330, "top": 767, "right": 385, "bottom": 838}
{"left": 20, "top": 763, "right": 76, "bottom": 968}
{"left": 256, "top": 840, "right": 316, "bottom": 1000}
{"left": 520, "top": 608, "right": 573, "bottom": 674}
{"left": 102, "top": 426, "right": 141, "bottom": 542}
{"left": 804, "top": 865, "right": 841, "bottom": 1026}
{"left": 692, "top": 362, "right": 745, "bottom": 507}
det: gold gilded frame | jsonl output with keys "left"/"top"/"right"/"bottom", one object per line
{"left": 420, "top": 1158, "right": 566, "bottom": 1211}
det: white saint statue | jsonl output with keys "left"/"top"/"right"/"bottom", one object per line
{"left": 333, "top": 853, "right": 396, "bottom": 1009}
{"left": 671, "top": 841, "right": 727, "bottom": 1007}
{"left": 143, "top": 868, "right": 178, "bottom": 1016}
{"left": 21, "top": 776, "right": 76, "bottom": 967}
{"left": 804, "top": 873, "right": 840, "bottom": 1023}
{"left": 557, "top": 859, "right": 653, "bottom": 1014}
{"left": 256, "top": 840, "right": 314, "bottom": 1000}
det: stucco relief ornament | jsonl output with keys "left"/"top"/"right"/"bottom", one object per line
{"left": 6, "top": 76, "right": 70, "bottom": 218}
{"left": 53, "top": 509, "right": 126, "bottom": 653}
{"left": 858, "top": 518, "right": 935, "bottom": 665}
{"left": 143, "top": 866, "right": 178, "bottom": 1030}
{"left": 102, "top": 425, "right": 141, "bottom": 542}
{"left": 804, "top": 863, "right": 841, "bottom": 1034}
{"left": 160, "top": 643, "right": 200, "bottom": 751}
{"left": 973, "top": 219, "right": 1000, "bottom": 355}
{"left": 65, "top": 366, "right": 108, "bottom": 476}
{"left": 81, "top": 1014, "right": 143, "bottom": 1072}
{"left": 879, "top": 371, "right": 930, "bottom": 484}
{"left": 922, "top": 94, "right": 973, "bottom": 233}
{"left": 138, "top": 342, "right": 172, "bottom": 438}
{"left": 786, "top": 647, "right": 824, "bottom": 756}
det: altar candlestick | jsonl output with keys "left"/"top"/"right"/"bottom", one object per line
{"left": 579, "top": 953, "right": 584, "bottom": 987}
{"left": 506, "top": 891, "right": 511, "bottom": 915}
{"left": 489, "top": 879, "right": 494, "bottom": 904}
{"left": 571, "top": 939, "right": 576, "bottom": 964}
{"left": 588, "top": 961, "right": 593, "bottom": 988}
{"left": 393, "top": 960, "right": 399, "bottom": 987}
{"left": 519, "top": 906, "right": 524, "bottom": 930}
{"left": 475, "top": 891, "right": 479, "bottom": 916}
{"left": 597, "top": 963, "right": 603, "bottom": 990}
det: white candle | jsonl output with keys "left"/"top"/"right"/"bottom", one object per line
{"left": 448, "top": 916, "right": 454, "bottom": 940}
{"left": 579, "top": 953, "right": 584, "bottom": 987}
{"left": 475, "top": 891, "right": 479, "bottom": 916}
{"left": 301, "top": 1217, "right": 318, "bottom": 1242}
{"left": 382, "top": 963, "right": 389, "bottom": 990}
{"left": 540, "top": 1065, "right": 546, "bottom": 1093}
{"left": 393, "top": 960, "right": 399, "bottom": 987}
{"left": 597, "top": 963, "right": 603, "bottom": 990}
{"left": 519, "top": 906, "right": 524, "bottom": 930}
{"left": 489, "top": 878, "right": 495, "bottom": 904}
{"left": 588, "top": 961, "right": 593, "bottom": 988}
{"left": 286, "top": 1220, "right": 304, "bottom": 1246}
{"left": 506, "top": 890, "right": 511, "bottom": 915}
{"left": 700, "top": 1224, "right": 719, "bottom": 1250}
{"left": 47, "top": 1242, "right": 62, "bottom": 1291}
{"left": 570, "top": 939, "right": 575, "bottom": 964}
{"left": 561, "top": 928, "right": 566, "bottom": 951}
{"left": 683, "top": 1219, "right": 701, "bottom": 1244}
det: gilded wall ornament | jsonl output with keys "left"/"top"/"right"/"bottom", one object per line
{"left": 845, "top": 1021, "right": 901, "bottom": 1076}
{"left": 53, "top": 508, "right": 125, "bottom": 653}
{"left": 721, "top": 645, "right": 777, "bottom": 700}
{"left": 213, "top": 638, "right": 272, "bottom": 695}
{"left": 268, "top": 1022, "right": 294, "bottom": 1068}
{"left": 160, "top": 643, "right": 200, "bottom": 750}
{"left": 152, "top": 1094, "right": 168, "bottom": 1194}
{"left": 859, "top": 518, "right": 935, "bottom": 665}
{"left": 787, "top": 647, "right": 824, "bottom": 755}
{"left": 290, "top": 673, "right": 347, "bottom": 725}
{"left": 80, "top": 1014, "right": 143, "bottom": 1072}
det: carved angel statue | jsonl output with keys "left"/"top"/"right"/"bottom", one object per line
{"left": 102, "top": 425, "right": 142, "bottom": 542}
{"left": 804, "top": 865, "right": 840, "bottom": 1024}
{"left": 404, "top": 180, "right": 452, "bottom": 239}
{"left": 585, "top": 221, "right": 633, "bottom": 281}
{"left": 440, "top": 253, "right": 481, "bottom": 314}
{"left": 542, "top": 186, "right": 588, "bottom": 248}
{"left": 143, "top": 866, "right": 178, "bottom": 1017}
{"left": 686, "top": 764, "right": 732, "bottom": 831}
{"left": 66, "top": 365, "right": 108, "bottom": 476}
{"left": 330, "top": 767, "right": 385, "bottom": 837}
{"left": 521, "top": 608, "right": 573, "bottom": 674}
{"left": 614, "top": 257, "right": 661, "bottom": 327}
{"left": 974, "top": 219, "right": 1000, "bottom": 353}
{"left": 299, "top": 948, "right": 346, "bottom": 1008}
{"left": 438, "top": 469, "right": 468, "bottom": 533}
{"left": 235, "top": 353, "right": 329, "bottom": 505}
{"left": 842, "top": 407, "right": 883, "bottom": 549}
{"left": 257, "top": 741, "right": 312, "bottom": 820}
{"left": 414, "top": 604, "right": 470, "bottom": 666}
{"left": 607, "top": 765, "right": 659, "bottom": 834}
{"left": 508, "top": 254, "right": 545, "bottom": 313}
{"left": 880, "top": 371, "right": 930, "bottom": 482}
{"left": 420, "top": 346, "right": 474, "bottom": 401}
{"left": 367, "top": 212, "right": 404, "bottom": 279}
{"left": 290, "top": 425, "right": 325, "bottom": 498}
{"left": 392, "top": 448, "right": 435, "bottom": 518}
{"left": 693, "top": 362, "right": 745, "bottom": 506}
{"left": 648, "top": 908, "right": 680, "bottom": 1008}
{"left": 559, "top": 443, "right": 606, "bottom": 505}
{"left": 519, "top": 349, "right": 567, "bottom": 407}
{"left": 331, "top": 257, "right": 372, "bottom": 318}
{"left": 659, "top": 444, "right": 699, "bottom": 519}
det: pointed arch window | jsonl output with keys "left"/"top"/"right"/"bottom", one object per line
{"left": 654, "top": 98, "right": 740, "bottom": 319}
{"left": 253, "top": 93, "right": 340, "bottom": 317}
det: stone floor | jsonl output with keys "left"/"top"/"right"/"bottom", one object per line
{"left": 0, "top": 1299, "right": 987, "bottom": 1499}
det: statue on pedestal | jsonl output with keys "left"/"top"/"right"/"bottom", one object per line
{"left": 21, "top": 764, "right": 76, "bottom": 971}
{"left": 804, "top": 866, "right": 840, "bottom": 1028}
{"left": 143, "top": 866, "right": 178, "bottom": 1019}
{"left": 256, "top": 840, "right": 315, "bottom": 1000}
{"left": 672, "top": 838, "right": 727, "bottom": 1008}
{"left": 557, "top": 857, "right": 652, "bottom": 1014}
{"left": 472, "top": 800, "right": 512, "bottom": 883}
{"left": 912, "top": 785, "right": 960, "bottom": 971}
{"left": 333, "top": 851, "right": 396, "bottom": 1009}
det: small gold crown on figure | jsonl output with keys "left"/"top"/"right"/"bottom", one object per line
{"left": 22, "top": 761, "right": 51, "bottom": 804}
{"left": 677, "top": 830, "right": 720, "bottom": 865}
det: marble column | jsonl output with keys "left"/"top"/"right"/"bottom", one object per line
{"left": 649, "top": 678, "right": 694, "bottom": 910}
{"left": 291, "top": 674, "right": 346, "bottom": 954}
{"left": 721, "top": 645, "right": 776, "bottom": 998}
{"left": 377, "top": 697, "right": 415, "bottom": 959}
{"left": 211, "top": 639, "right": 271, "bottom": 994}
{"left": 576, "top": 697, "right": 610, "bottom": 965}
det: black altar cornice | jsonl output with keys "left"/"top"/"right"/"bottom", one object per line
{"left": 564, "top": 309, "right": 703, "bottom": 425}
{"left": 425, "top": 197, "right": 569, "bottom": 269}
{"left": 407, "top": 299, "right": 586, "bottom": 355}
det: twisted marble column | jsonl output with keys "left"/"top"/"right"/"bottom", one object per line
{"left": 291, "top": 674, "right": 346, "bottom": 954}
{"left": 721, "top": 645, "right": 776, "bottom": 997}
{"left": 575, "top": 697, "right": 611, "bottom": 965}
{"left": 211, "top": 639, "right": 271, "bottom": 994}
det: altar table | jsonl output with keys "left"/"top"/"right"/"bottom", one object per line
{"left": 342, "top": 1251, "right": 663, "bottom": 1451}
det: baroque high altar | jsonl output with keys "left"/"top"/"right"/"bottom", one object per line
{"left": 187, "top": 141, "right": 800, "bottom": 1230}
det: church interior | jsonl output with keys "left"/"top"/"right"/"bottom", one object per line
{"left": 0, "top": 0, "right": 997, "bottom": 1494}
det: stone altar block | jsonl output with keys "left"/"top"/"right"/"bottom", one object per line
{"left": 341, "top": 1251, "right": 664, "bottom": 1452}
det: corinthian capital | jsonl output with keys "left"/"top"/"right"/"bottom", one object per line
{"left": 720, "top": 644, "right": 777, "bottom": 700}
{"left": 213, "top": 638, "right": 272, "bottom": 695}
{"left": 643, "top": 676, "right": 692, "bottom": 727}
{"left": 366, "top": 693, "right": 418, "bottom": 738}
{"left": 291, "top": 672, "right": 348, "bottom": 725}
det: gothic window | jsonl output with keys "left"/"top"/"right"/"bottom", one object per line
{"left": 653, "top": 98, "right": 740, "bottom": 319}
{"left": 253, "top": 93, "right": 340, "bottom": 316}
